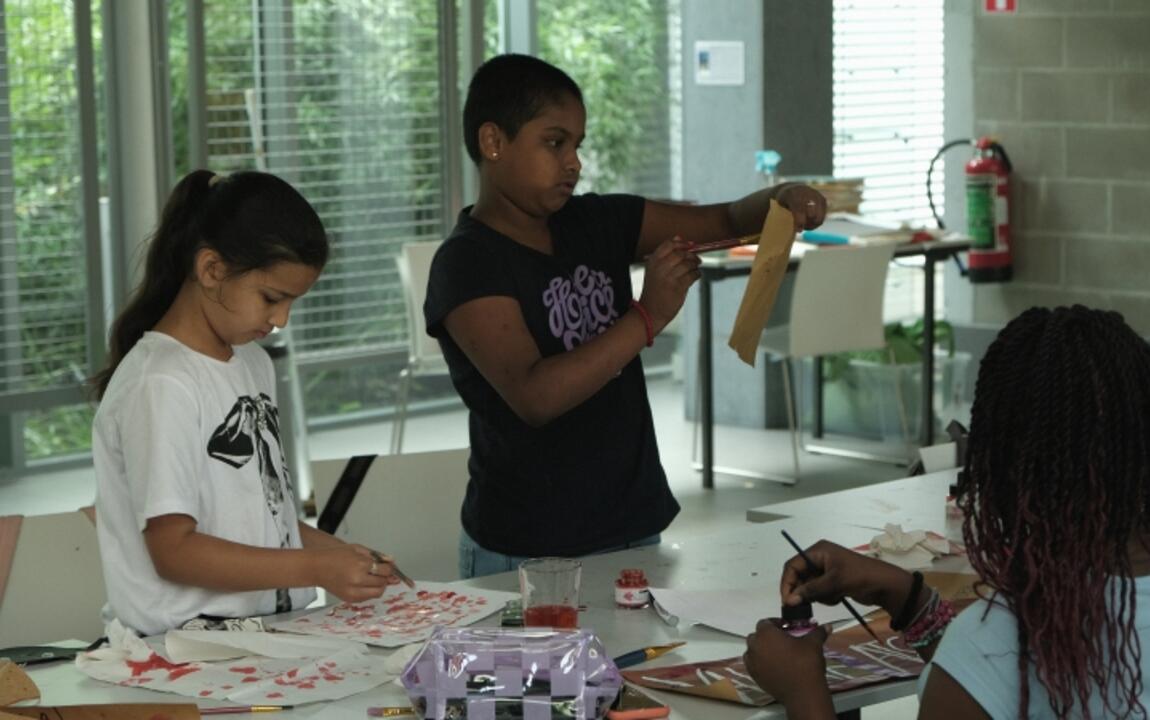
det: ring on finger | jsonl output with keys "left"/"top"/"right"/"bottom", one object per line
{"left": 369, "top": 561, "right": 378, "bottom": 576}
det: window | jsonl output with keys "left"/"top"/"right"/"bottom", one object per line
{"left": 833, "top": 0, "right": 947, "bottom": 324}
{"left": 0, "top": 1, "right": 102, "bottom": 472}
{"left": 832, "top": 0, "right": 945, "bottom": 227}
{"left": 487, "top": 0, "right": 682, "bottom": 199}
{"left": 184, "top": 0, "right": 453, "bottom": 419}
{"left": 536, "top": 0, "right": 678, "bottom": 199}
{"left": 1, "top": 0, "right": 685, "bottom": 475}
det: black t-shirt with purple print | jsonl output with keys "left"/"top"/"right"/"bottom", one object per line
{"left": 424, "top": 193, "right": 679, "bottom": 557}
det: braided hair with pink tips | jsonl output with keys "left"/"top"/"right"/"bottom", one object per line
{"left": 957, "top": 305, "right": 1150, "bottom": 719}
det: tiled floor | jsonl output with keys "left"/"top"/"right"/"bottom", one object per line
{"left": 0, "top": 372, "right": 919, "bottom": 718}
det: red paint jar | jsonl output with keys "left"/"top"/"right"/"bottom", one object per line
{"left": 614, "top": 568, "right": 651, "bottom": 609}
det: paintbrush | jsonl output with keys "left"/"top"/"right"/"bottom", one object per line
{"left": 371, "top": 549, "right": 415, "bottom": 588}
{"left": 200, "top": 706, "right": 293, "bottom": 715}
{"left": 687, "top": 233, "right": 759, "bottom": 254}
{"left": 779, "top": 530, "right": 882, "bottom": 644}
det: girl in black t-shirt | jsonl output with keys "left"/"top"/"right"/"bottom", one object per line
{"left": 425, "top": 53, "right": 827, "bottom": 576}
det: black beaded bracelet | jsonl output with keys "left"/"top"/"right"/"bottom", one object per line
{"left": 890, "top": 570, "right": 925, "bottom": 631}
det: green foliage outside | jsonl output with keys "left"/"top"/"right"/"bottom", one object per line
{"left": 6, "top": 2, "right": 102, "bottom": 460}
{"left": 8, "top": 0, "right": 676, "bottom": 466}
{"left": 536, "top": 0, "right": 671, "bottom": 196}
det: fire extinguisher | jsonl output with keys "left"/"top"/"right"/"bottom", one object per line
{"left": 965, "top": 137, "right": 1013, "bottom": 283}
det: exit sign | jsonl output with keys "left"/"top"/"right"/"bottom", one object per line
{"left": 985, "top": 0, "right": 1017, "bottom": 11}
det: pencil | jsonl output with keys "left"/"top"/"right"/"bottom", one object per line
{"left": 779, "top": 530, "right": 882, "bottom": 644}
{"left": 612, "top": 641, "right": 686, "bottom": 669}
{"left": 687, "top": 233, "right": 759, "bottom": 254}
{"left": 200, "top": 706, "right": 293, "bottom": 715}
{"left": 371, "top": 549, "right": 415, "bottom": 588}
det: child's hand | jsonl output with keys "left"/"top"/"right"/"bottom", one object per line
{"left": 780, "top": 540, "right": 914, "bottom": 615}
{"left": 775, "top": 184, "right": 827, "bottom": 233}
{"left": 314, "top": 543, "right": 399, "bottom": 603}
{"left": 639, "top": 237, "right": 701, "bottom": 333}
{"left": 743, "top": 620, "right": 831, "bottom": 709}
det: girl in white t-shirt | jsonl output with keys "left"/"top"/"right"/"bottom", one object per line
{"left": 92, "top": 169, "right": 403, "bottom": 636}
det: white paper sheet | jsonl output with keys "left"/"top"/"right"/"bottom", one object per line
{"left": 76, "top": 619, "right": 405, "bottom": 706}
{"left": 648, "top": 586, "right": 879, "bottom": 637}
{"left": 271, "top": 582, "right": 518, "bottom": 648}
{"left": 165, "top": 629, "right": 366, "bottom": 663}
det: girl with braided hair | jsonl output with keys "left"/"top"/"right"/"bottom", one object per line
{"left": 744, "top": 305, "right": 1150, "bottom": 719}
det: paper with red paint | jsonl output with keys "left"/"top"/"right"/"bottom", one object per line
{"left": 271, "top": 582, "right": 517, "bottom": 647}
{"left": 165, "top": 629, "right": 365, "bottom": 662}
{"left": 75, "top": 619, "right": 405, "bottom": 706}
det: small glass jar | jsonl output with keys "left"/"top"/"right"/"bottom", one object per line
{"left": 614, "top": 568, "right": 651, "bottom": 609}
{"left": 773, "top": 601, "right": 817, "bottom": 637}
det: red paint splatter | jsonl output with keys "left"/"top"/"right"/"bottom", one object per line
{"left": 125, "top": 652, "right": 200, "bottom": 682}
{"left": 229, "top": 666, "right": 258, "bottom": 674}
{"left": 267, "top": 691, "right": 284, "bottom": 699}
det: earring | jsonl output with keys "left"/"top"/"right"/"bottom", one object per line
{"left": 491, "top": 152, "right": 499, "bottom": 160}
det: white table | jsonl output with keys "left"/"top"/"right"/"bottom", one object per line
{"left": 747, "top": 468, "right": 961, "bottom": 538}
{"left": 23, "top": 518, "right": 906, "bottom": 719}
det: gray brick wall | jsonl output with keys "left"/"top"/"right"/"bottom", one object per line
{"left": 970, "top": 2, "right": 1150, "bottom": 335}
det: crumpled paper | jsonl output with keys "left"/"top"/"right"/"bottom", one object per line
{"left": 860, "top": 524, "right": 955, "bottom": 570}
{"left": 76, "top": 619, "right": 409, "bottom": 706}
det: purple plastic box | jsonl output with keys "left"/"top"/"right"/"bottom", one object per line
{"left": 400, "top": 627, "right": 622, "bottom": 719}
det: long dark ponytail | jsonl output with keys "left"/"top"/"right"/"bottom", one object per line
{"left": 92, "top": 170, "right": 328, "bottom": 398}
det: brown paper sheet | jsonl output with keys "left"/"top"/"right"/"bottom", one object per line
{"left": 0, "top": 704, "right": 200, "bottom": 720}
{"left": 727, "top": 199, "right": 798, "bottom": 366}
{"left": 0, "top": 662, "right": 38, "bottom": 707}
{"left": 2, "top": 660, "right": 199, "bottom": 720}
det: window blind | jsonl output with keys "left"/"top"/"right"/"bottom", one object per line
{"left": 0, "top": 1, "right": 89, "bottom": 396}
{"left": 198, "top": 0, "right": 446, "bottom": 360}
{"left": 832, "top": 0, "right": 945, "bottom": 227}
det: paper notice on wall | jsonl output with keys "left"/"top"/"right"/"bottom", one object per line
{"left": 727, "top": 199, "right": 797, "bottom": 366}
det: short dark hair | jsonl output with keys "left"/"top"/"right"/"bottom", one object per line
{"left": 462, "top": 54, "right": 583, "bottom": 165}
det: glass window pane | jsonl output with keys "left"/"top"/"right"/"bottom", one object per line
{"left": 535, "top": 0, "right": 679, "bottom": 198}
{"left": 193, "top": 0, "right": 449, "bottom": 418}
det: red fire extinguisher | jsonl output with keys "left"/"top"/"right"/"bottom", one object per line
{"left": 965, "top": 137, "right": 1013, "bottom": 283}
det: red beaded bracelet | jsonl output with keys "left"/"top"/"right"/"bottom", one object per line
{"left": 630, "top": 299, "right": 655, "bottom": 347}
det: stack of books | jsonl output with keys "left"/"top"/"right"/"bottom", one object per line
{"left": 784, "top": 176, "right": 865, "bottom": 214}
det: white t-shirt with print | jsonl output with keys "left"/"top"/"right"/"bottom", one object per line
{"left": 93, "top": 332, "right": 316, "bottom": 636}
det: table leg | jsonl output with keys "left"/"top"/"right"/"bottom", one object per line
{"left": 813, "top": 356, "right": 824, "bottom": 439}
{"left": 700, "top": 275, "right": 714, "bottom": 490}
{"left": 922, "top": 251, "right": 937, "bottom": 446}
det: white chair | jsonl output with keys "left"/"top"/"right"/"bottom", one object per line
{"left": 758, "top": 243, "right": 897, "bottom": 482}
{"left": 0, "top": 509, "right": 107, "bottom": 646}
{"left": 391, "top": 241, "right": 451, "bottom": 455}
{"left": 312, "top": 447, "right": 470, "bottom": 582}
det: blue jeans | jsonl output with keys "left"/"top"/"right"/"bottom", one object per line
{"left": 458, "top": 528, "right": 661, "bottom": 579}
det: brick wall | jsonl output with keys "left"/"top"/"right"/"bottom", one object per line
{"left": 969, "top": 1, "right": 1150, "bottom": 335}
